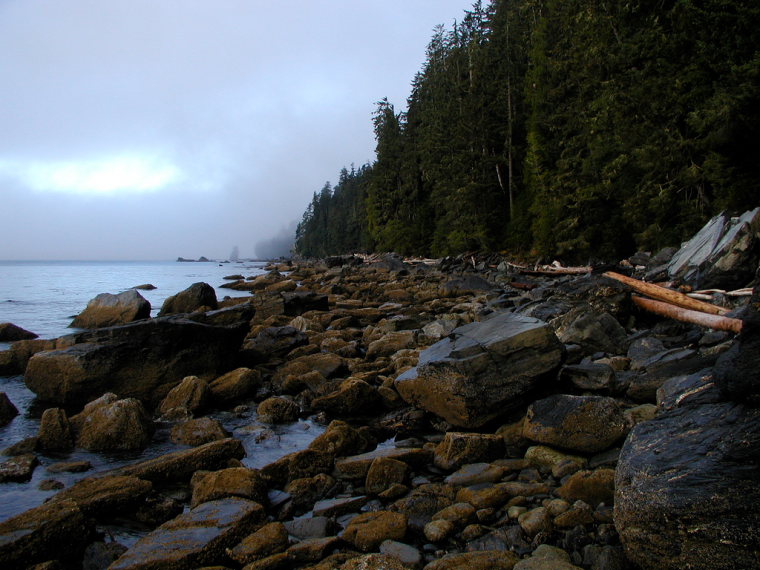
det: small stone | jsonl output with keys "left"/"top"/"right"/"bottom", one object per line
{"left": 284, "top": 473, "right": 337, "bottom": 510}
{"left": 623, "top": 403, "right": 657, "bottom": 426}
{"left": 340, "top": 553, "right": 407, "bottom": 570}
{"left": 524, "top": 446, "right": 587, "bottom": 475}
{"left": 287, "top": 536, "right": 340, "bottom": 563}
{"left": 171, "top": 417, "right": 230, "bottom": 446}
{"left": 475, "top": 509, "right": 498, "bottom": 524}
{"left": 2, "top": 437, "right": 38, "bottom": 456}
{"left": 460, "top": 523, "right": 488, "bottom": 541}
{"left": 424, "top": 550, "right": 520, "bottom": 570}
{"left": 433, "top": 432, "right": 505, "bottom": 471}
{"left": 190, "top": 467, "right": 267, "bottom": 508}
{"left": 38, "top": 479, "right": 64, "bottom": 491}
{"left": 444, "top": 463, "right": 505, "bottom": 486}
{"left": 283, "top": 516, "right": 332, "bottom": 539}
{"left": 209, "top": 367, "right": 261, "bottom": 404}
{"left": 341, "top": 511, "right": 408, "bottom": 552}
{"left": 544, "top": 498, "right": 570, "bottom": 517}
{"left": 46, "top": 460, "right": 92, "bottom": 473}
{"left": 431, "top": 502, "right": 476, "bottom": 527}
{"left": 158, "top": 375, "right": 210, "bottom": 417}
{"left": 366, "top": 457, "right": 408, "bottom": 494}
{"left": 518, "top": 507, "right": 552, "bottom": 537}
{"left": 241, "top": 552, "right": 290, "bottom": 569}
{"left": 37, "top": 408, "right": 74, "bottom": 451}
{"left": 379, "top": 539, "right": 422, "bottom": 566}
{"left": 257, "top": 397, "right": 300, "bottom": 423}
{"left": 556, "top": 469, "right": 615, "bottom": 506}
{"left": 508, "top": 505, "right": 528, "bottom": 519}
{"left": 513, "top": 544, "right": 582, "bottom": 570}
{"left": 313, "top": 495, "right": 369, "bottom": 517}
{"left": 0, "top": 392, "right": 19, "bottom": 427}
{"left": 378, "top": 483, "right": 409, "bottom": 501}
{"left": 228, "top": 521, "right": 289, "bottom": 565}
{"left": 553, "top": 500, "right": 594, "bottom": 528}
{"left": 423, "top": 519, "right": 454, "bottom": 542}
{"left": 0, "top": 453, "right": 38, "bottom": 482}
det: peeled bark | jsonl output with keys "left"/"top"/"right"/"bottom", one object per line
{"left": 604, "top": 271, "right": 730, "bottom": 315}
{"left": 632, "top": 296, "right": 742, "bottom": 334}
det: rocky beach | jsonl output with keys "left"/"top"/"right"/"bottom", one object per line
{"left": 1, "top": 211, "right": 759, "bottom": 570}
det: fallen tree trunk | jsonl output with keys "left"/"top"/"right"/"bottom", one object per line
{"left": 632, "top": 296, "right": 742, "bottom": 334}
{"left": 603, "top": 271, "right": 730, "bottom": 316}
{"left": 520, "top": 266, "right": 593, "bottom": 276}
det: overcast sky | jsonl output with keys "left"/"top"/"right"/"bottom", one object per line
{"left": 0, "top": 0, "right": 468, "bottom": 260}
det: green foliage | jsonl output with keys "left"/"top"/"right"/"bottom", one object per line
{"left": 294, "top": 0, "right": 760, "bottom": 261}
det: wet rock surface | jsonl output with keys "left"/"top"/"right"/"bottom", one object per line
{"left": 395, "top": 312, "right": 563, "bottom": 428}
{"left": 1, "top": 249, "right": 758, "bottom": 569}
{"left": 24, "top": 317, "right": 246, "bottom": 406}
{"left": 69, "top": 289, "right": 151, "bottom": 329}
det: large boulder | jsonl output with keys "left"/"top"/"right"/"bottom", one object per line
{"left": 70, "top": 290, "right": 151, "bottom": 329}
{"left": 24, "top": 316, "right": 245, "bottom": 406}
{"left": 109, "top": 497, "right": 265, "bottom": 570}
{"left": 667, "top": 207, "right": 760, "bottom": 289}
{"left": 395, "top": 312, "right": 564, "bottom": 428}
{"left": 615, "top": 392, "right": 760, "bottom": 569}
{"left": 0, "top": 322, "right": 38, "bottom": 341}
{"left": 158, "top": 282, "right": 218, "bottom": 316}
{"left": 522, "top": 394, "right": 628, "bottom": 454}
{"left": 71, "top": 393, "right": 154, "bottom": 451}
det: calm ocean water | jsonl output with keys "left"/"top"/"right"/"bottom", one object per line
{"left": 0, "top": 259, "right": 266, "bottom": 348}
{"left": 0, "top": 259, "right": 325, "bottom": 528}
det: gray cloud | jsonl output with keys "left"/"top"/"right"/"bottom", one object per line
{"left": 0, "top": 0, "right": 466, "bottom": 260}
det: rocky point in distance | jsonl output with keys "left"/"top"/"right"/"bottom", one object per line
{"left": 0, "top": 208, "right": 758, "bottom": 570}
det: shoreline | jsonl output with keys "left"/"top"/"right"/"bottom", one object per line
{"left": 0, "top": 249, "right": 758, "bottom": 569}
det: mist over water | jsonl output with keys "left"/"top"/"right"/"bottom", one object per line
{"left": 0, "top": 260, "right": 263, "bottom": 344}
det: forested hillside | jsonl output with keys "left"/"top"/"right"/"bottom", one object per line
{"left": 295, "top": 0, "right": 760, "bottom": 261}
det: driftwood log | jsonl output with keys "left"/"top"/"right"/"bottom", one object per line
{"left": 603, "top": 271, "right": 730, "bottom": 316}
{"left": 632, "top": 296, "right": 743, "bottom": 334}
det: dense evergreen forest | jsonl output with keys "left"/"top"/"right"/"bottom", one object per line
{"left": 295, "top": 0, "right": 760, "bottom": 261}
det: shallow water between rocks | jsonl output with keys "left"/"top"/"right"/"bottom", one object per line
{"left": 0, "top": 259, "right": 309, "bottom": 539}
{"left": 0, "top": 372, "right": 326, "bottom": 545}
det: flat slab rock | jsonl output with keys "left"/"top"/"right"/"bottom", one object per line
{"left": 395, "top": 312, "right": 563, "bottom": 428}
{"left": 109, "top": 497, "right": 265, "bottom": 570}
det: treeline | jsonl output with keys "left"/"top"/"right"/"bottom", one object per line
{"left": 295, "top": 0, "right": 760, "bottom": 261}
